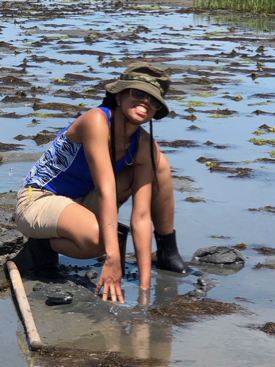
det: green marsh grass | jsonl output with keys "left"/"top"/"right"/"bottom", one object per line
{"left": 194, "top": 13, "right": 275, "bottom": 32}
{"left": 194, "top": 0, "right": 275, "bottom": 14}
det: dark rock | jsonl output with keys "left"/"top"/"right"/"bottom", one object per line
{"left": 197, "top": 276, "right": 216, "bottom": 291}
{"left": 0, "top": 228, "right": 24, "bottom": 255}
{"left": 33, "top": 283, "right": 43, "bottom": 291}
{"left": 192, "top": 246, "right": 245, "bottom": 265}
{"left": 185, "top": 288, "right": 207, "bottom": 300}
{"left": 45, "top": 284, "right": 73, "bottom": 305}
{"left": 85, "top": 269, "right": 98, "bottom": 281}
{"left": 184, "top": 276, "right": 216, "bottom": 301}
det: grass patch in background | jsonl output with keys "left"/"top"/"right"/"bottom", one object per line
{"left": 194, "top": 12, "right": 275, "bottom": 31}
{"left": 194, "top": 0, "right": 275, "bottom": 14}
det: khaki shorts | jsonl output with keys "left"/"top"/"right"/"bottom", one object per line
{"left": 15, "top": 187, "right": 100, "bottom": 239}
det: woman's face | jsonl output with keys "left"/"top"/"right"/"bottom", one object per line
{"left": 116, "top": 89, "right": 157, "bottom": 125}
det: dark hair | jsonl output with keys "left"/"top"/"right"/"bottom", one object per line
{"left": 150, "top": 120, "right": 159, "bottom": 190}
{"left": 99, "top": 91, "right": 117, "bottom": 109}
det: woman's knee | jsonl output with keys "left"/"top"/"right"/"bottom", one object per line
{"left": 76, "top": 237, "right": 104, "bottom": 258}
{"left": 55, "top": 203, "right": 104, "bottom": 254}
{"left": 51, "top": 232, "right": 105, "bottom": 259}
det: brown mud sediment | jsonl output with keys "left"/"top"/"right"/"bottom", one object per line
{"left": 33, "top": 348, "right": 167, "bottom": 367}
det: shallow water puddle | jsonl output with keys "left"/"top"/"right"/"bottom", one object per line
{"left": 1, "top": 1, "right": 275, "bottom": 366}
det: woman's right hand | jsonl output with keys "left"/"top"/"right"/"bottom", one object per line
{"left": 95, "top": 256, "right": 124, "bottom": 303}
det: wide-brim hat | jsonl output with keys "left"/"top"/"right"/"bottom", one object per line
{"left": 104, "top": 62, "right": 171, "bottom": 120}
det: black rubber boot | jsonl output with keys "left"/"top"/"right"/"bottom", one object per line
{"left": 154, "top": 230, "right": 195, "bottom": 274}
{"left": 28, "top": 238, "right": 65, "bottom": 279}
{"left": 118, "top": 222, "right": 130, "bottom": 277}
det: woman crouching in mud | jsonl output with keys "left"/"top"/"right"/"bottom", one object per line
{"left": 15, "top": 63, "right": 193, "bottom": 303}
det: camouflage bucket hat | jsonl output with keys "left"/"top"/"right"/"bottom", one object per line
{"left": 104, "top": 62, "right": 171, "bottom": 120}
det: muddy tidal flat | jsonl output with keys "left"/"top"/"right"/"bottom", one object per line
{"left": 1, "top": 0, "right": 275, "bottom": 366}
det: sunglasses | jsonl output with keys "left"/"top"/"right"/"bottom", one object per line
{"left": 130, "top": 88, "right": 163, "bottom": 111}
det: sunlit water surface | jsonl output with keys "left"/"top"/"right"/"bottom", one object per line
{"left": 1, "top": 1, "right": 275, "bottom": 366}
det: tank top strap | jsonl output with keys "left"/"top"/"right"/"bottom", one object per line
{"left": 97, "top": 106, "right": 111, "bottom": 125}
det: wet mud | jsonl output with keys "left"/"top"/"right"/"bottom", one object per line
{"left": 0, "top": 190, "right": 247, "bottom": 366}
{"left": 1, "top": 0, "right": 275, "bottom": 366}
{"left": 33, "top": 348, "right": 165, "bottom": 367}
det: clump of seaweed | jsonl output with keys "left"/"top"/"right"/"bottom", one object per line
{"left": 158, "top": 139, "right": 199, "bottom": 148}
{"left": 252, "top": 124, "right": 275, "bottom": 136}
{"left": 259, "top": 322, "right": 275, "bottom": 335}
{"left": 35, "top": 348, "right": 165, "bottom": 367}
{"left": 249, "top": 206, "right": 275, "bottom": 214}
{"left": 249, "top": 138, "right": 275, "bottom": 146}
{"left": 148, "top": 296, "right": 243, "bottom": 325}
{"left": 185, "top": 196, "right": 206, "bottom": 203}
{"left": 205, "top": 161, "right": 252, "bottom": 178}
{"left": 234, "top": 243, "right": 247, "bottom": 251}
{"left": 253, "top": 246, "right": 275, "bottom": 255}
{"left": 254, "top": 262, "right": 275, "bottom": 270}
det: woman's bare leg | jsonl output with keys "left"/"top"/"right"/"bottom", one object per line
{"left": 50, "top": 203, "right": 104, "bottom": 259}
{"left": 50, "top": 165, "right": 134, "bottom": 259}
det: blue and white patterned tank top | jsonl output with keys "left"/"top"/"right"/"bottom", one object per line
{"left": 22, "top": 107, "right": 140, "bottom": 199}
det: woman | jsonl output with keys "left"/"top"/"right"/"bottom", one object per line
{"left": 15, "top": 62, "right": 193, "bottom": 303}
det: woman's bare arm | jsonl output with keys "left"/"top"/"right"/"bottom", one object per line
{"left": 75, "top": 108, "right": 124, "bottom": 302}
{"left": 131, "top": 130, "right": 160, "bottom": 289}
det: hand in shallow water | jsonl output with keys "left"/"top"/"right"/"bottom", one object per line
{"left": 94, "top": 258, "right": 125, "bottom": 303}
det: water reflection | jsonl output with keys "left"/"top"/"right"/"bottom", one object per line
{"left": 99, "top": 288, "right": 171, "bottom": 363}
